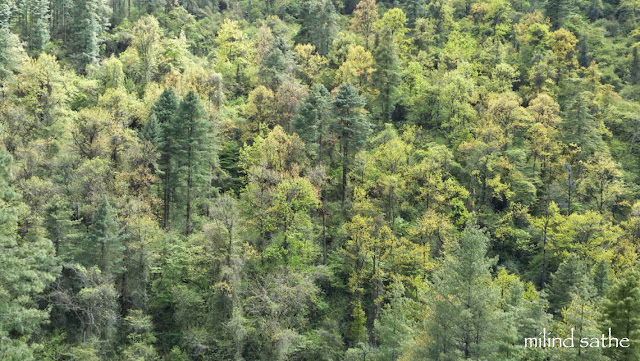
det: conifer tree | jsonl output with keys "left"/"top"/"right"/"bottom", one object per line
{"left": 425, "top": 224, "right": 502, "bottom": 360}
{"left": 27, "top": 0, "right": 49, "bottom": 54}
{"left": 44, "top": 196, "right": 80, "bottom": 259}
{"left": 70, "top": 0, "right": 100, "bottom": 70}
{"left": 560, "top": 277, "right": 606, "bottom": 360}
{"left": 546, "top": 0, "right": 569, "bottom": 28}
{"left": 372, "top": 28, "right": 401, "bottom": 124}
{"left": 601, "top": 271, "right": 640, "bottom": 361}
{"left": 0, "top": 151, "right": 59, "bottom": 360}
{"left": 87, "top": 198, "right": 124, "bottom": 276}
{"left": 153, "top": 88, "right": 181, "bottom": 230}
{"left": 291, "top": 84, "right": 332, "bottom": 159}
{"left": 296, "top": 0, "right": 338, "bottom": 55}
{"left": 0, "top": 2, "right": 21, "bottom": 80}
{"left": 547, "top": 254, "right": 589, "bottom": 314}
{"left": 374, "top": 279, "right": 417, "bottom": 361}
{"left": 332, "top": 83, "right": 370, "bottom": 209}
{"left": 177, "top": 90, "right": 211, "bottom": 235}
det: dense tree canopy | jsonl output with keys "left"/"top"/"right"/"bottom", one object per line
{"left": 1, "top": 0, "right": 640, "bottom": 360}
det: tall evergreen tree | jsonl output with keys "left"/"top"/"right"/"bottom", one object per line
{"left": 152, "top": 88, "right": 181, "bottom": 230}
{"left": 372, "top": 28, "right": 401, "bottom": 124}
{"left": 425, "top": 224, "right": 502, "bottom": 360}
{"left": 332, "top": 83, "right": 370, "bottom": 209}
{"left": 296, "top": 0, "right": 338, "bottom": 55}
{"left": 374, "top": 279, "right": 417, "bottom": 361}
{"left": 546, "top": 0, "right": 569, "bottom": 29}
{"left": 0, "top": 151, "right": 59, "bottom": 361}
{"left": 0, "top": 2, "right": 21, "bottom": 80}
{"left": 562, "top": 88, "right": 602, "bottom": 159}
{"left": 70, "top": 0, "right": 100, "bottom": 70}
{"left": 86, "top": 197, "right": 124, "bottom": 276}
{"left": 177, "top": 91, "right": 211, "bottom": 235}
{"left": 601, "top": 270, "right": 640, "bottom": 361}
{"left": 291, "top": 84, "right": 332, "bottom": 159}
{"left": 547, "top": 254, "right": 589, "bottom": 314}
{"left": 44, "top": 196, "right": 80, "bottom": 259}
{"left": 27, "top": 0, "right": 49, "bottom": 54}
{"left": 50, "top": 0, "right": 73, "bottom": 43}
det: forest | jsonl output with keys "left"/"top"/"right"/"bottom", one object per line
{"left": 1, "top": 0, "right": 640, "bottom": 359}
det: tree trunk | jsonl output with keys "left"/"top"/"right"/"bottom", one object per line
{"left": 163, "top": 170, "right": 170, "bottom": 229}
{"left": 342, "top": 141, "right": 348, "bottom": 210}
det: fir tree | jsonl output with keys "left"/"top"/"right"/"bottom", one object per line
{"left": 86, "top": 197, "right": 124, "bottom": 276}
{"left": 177, "top": 90, "right": 211, "bottom": 235}
{"left": 44, "top": 196, "right": 80, "bottom": 259}
{"left": 0, "top": 151, "right": 59, "bottom": 360}
{"left": 425, "top": 223, "right": 502, "bottom": 360}
{"left": 0, "top": 2, "right": 20, "bottom": 80}
{"left": 546, "top": 0, "right": 569, "bottom": 29}
{"left": 70, "top": 0, "right": 100, "bottom": 70}
{"left": 547, "top": 254, "right": 589, "bottom": 314}
{"left": 27, "top": 0, "right": 49, "bottom": 54}
{"left": 332, "top": 83, "right": 370, "bottom": 209}
{"left": 372, "top": 28, "right": 401, "bottom": 124}
{"left": 296, "top": 0, "right": 338, "bottom": 55}
{"left": 601, "top": 271, "right": 640, "bottom": 361}
{"left": 291, "top": 84, "right": 332, "bottom": 159}
{"left": 560, "top": 276, "right": 606, "bottom": 360}
{"left": 153, "top": 88, "right": 181, "bottom": 230}
{"left": 374, "top": 279, "right": 417, "bottom": 361}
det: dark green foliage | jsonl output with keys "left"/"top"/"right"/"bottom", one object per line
{"left": 153, "top": 88, "right": 181, "bottom": 230}
{"left": 291, "top": 83, "right": 332, "bottom": 158}
{"left": 27, "top": 0, "right": 50, "bottom": 54}
{"left": 296, "top": 0, "right": 338, "bottom": 55}
{"left": 545, "top": 0, "right": 569, "bottom": 28}
{"left": 86, "top": 197, "right": 124, "bottom": 276}
{"left": 0, "top": 152, "right": 60, "bottom": 360}
{"left": 177, "top": 90, "right": 212, "bottom": 235}
{"left": 425, "top": 224, "right": 502, "bottom": 360}
{"left": 70, "top": 0, "right": 100, "bottom": 70}
{"left": 331, "top": 83, "right": 370, "bottom": 208}
{"left": 372, "top": 28, "right": 401, "bottom": 124}
{"left": 601, "top": 271, "right": 640, "bottom": 361}
{"left": 2, "top": 1, "right": 640, "bottom": 360}
{"left": 547, "top": 254, "right": 589, "bottom": 314}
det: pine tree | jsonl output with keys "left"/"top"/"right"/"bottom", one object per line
{"left": 0, "top": 151, "right": 59, "bottom": 360}
{"left": 153, "top": 88, "right": 181, "bottom": 230}
{"left": 592, "top": 260, "right": 612, "bottom": 297}
{"left": 332, "top": 83, "right": 370, "bottom": 209}
{"left": 547, "top": 254, "right": 589, "bottom": 314}
{"left": 51, "top": 0, "right": 74, "bottom": 43}
{"left": 425, "top": 223, "right": 502, "bottom": 360}
{"left": 27, "top": 0, "right": 49, "bottom": 54}
{"left": 70, "top": 0, "right": 100, "bottom": 70}
{"left": 372, "top": 28, "right": 401, "bottom": 124}
{"left": 374, "top": 279, "right": 417, "bottom": 361}
{"left": 177, "top": 91, "right": 211, "bottom": 236}
{"left": 296, "top": 0, "right": 338, "bottom": 55}
{"left": 562, "top": 87, "right": 602, "bottom": 160}
{"left": 0, "top": 2, "right": 21, "bottom": 80}
{"left": 546, "top": 0, "right": 569, "bottom": 29}
{"left": 291, "top": 84, "right": 332, "bottom": 159}
{"left": 86, "top": 197, "right": 124, "bottom": 276}
{"left": 560, "top": 276, "right": 607, "bottom": 360}
{"left": 44, "top": 196, "right": 80, "bottom": 259}
{"left": 601, "top": 271, "right": 640, "bottom": 361}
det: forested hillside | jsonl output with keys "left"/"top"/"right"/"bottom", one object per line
{"left": 1, "top": 0, "right": 640, "bottom": 359}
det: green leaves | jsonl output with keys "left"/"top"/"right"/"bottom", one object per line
{"left": 0, "top": 152, "right": 59, "bottom": 360}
